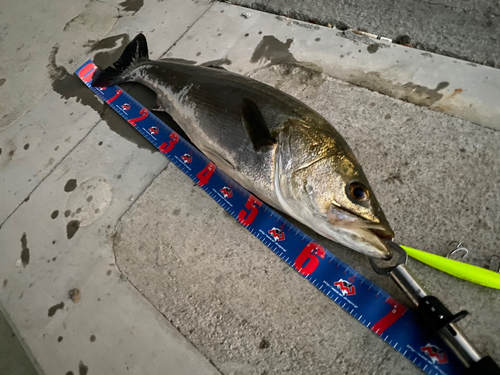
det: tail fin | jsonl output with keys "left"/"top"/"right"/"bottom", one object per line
{"left": 91, "top": 34, "right": 149, "bottom": 87}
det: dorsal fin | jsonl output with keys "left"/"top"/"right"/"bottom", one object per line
{"left": 91, "top": 34, "right": 149, "bottom": 87}
{"left": 241, "top": 98, "right": 276, "bottom": 151}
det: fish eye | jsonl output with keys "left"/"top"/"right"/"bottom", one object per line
{"left": 348, "top": 182, "right": 369, "bottom": 202}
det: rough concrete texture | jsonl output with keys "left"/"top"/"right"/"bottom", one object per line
{"left": 114, "top": 64, "right": 500, "bottom": 375}
{"left": 0, "top": 0, "right": 211, "bottom": 223}
{"left": 162, "top": 3, "right": 500, "bottom": 132}
{"left": 220, "top": 0, "right": 500, "bottom": 68}
{"left": 0, "top": 0, "right": 117, "bottom": 129}
{"left": 0, "top": 119, "right": 221, "bottom": 375}
{"left": 0, "top": 309, "right": 39, "bottom": 375}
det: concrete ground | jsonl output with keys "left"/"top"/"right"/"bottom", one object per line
{"left": 221, "top": 0, "right": 500, "bottom": 68}
{"left": 0, "top": 0, "right": 499, "bottom": 375}
{"left": 0, "top": 309, "right": 38, "bottom": 375}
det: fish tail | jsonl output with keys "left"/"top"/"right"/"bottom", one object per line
{"left": 91, "top": 33, "right": 149, "bottom": 87}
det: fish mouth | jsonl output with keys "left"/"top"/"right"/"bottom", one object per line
{"left": 369, "top": 227, "right": 395, "bottom": 241}
{"left": 326, "top": 207, "right": 394, "bottom": 259}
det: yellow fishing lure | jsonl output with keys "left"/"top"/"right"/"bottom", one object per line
{"left": 401, "top": 245, "right": 500, "bottom": 290}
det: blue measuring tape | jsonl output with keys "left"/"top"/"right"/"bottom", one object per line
{"left": 77, "top": 61, "right": 466, "bottom": 375}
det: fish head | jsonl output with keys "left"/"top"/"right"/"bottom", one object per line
{"left": 275, "top": 119, "right": 394, "bottom": 259}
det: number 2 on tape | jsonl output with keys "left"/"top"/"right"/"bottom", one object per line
{"left": 129, "top": 108, "right": 149, "bottom": 126}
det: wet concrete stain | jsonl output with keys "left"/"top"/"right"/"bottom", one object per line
{"left": 89, "top": 34, "right": 131, "bottom": 69}
{"left": 350, "top": 71, "right": 450, "bottom": 108}
{"left": 0, "top": 78, "right": 5, "bottom": 87}
{"left": 275, "top": 63, "right": 325, "bottom": 89}
{"left": 48, "top": 44, "right": 157, "bottom": 153}
{"left": 64, "top": 179, "right": 77, "bottom": 192}
{"left": 172, "top": 208, "right": 181, "bottom": 216}
{"left": 107, "top": 270, "right": 112, "bottom": 276}
{"left": 259, "top": 338, "right": 270, "bottom": 349}
{"left": 65, "top": 209, "right": 71, "bottom": 218}
{"left": 402, "top": 81, "right": 449, "bottom": 106}
{"left": 21, "top": 233, "right": 30, "bottom": 267}
{"left": 367, "top": 43, "right": 379, "bottom": 54}
{"left": 79, "top": 360, "right": 89, "bottom": 375}
{"left": 51, "top": 210, "right": 59, "bottom": 219}
{"left": 86, "top": 195, "right": 93, "bottom": 202}
{"left": 48, "top": 301, "right": 64, "bottom": 317}
{"left": 2, "top": 279, "right": 7, "bottom": 287}
{"left": 76, "top": 207, "right": 82, "bottom": 214}
{"left": 250, "top": 36, "right": 297, "bottom": 65}
{"left": 67, "top": 220, "right": 80, "bottom": 240}
{"left": 119, "top": 0, "right": 143, "bottom": 14}
{"left": 66, "top": 372, "right": 74, "bottom": 375}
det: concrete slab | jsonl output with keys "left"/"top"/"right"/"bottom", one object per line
{"left": 0, "top": 308, "right": 39, "bottom": 375}
{"left": 1, "top": 0, "right": 223, "bottom": 374}
{"left": 0, "top": 0, "right": 211, "bottom": 223}
{"left": 219, "top": 0, "right": 500, "bottom": 68}
{"left": 164, "top": 3, "right": 500, "bottom": 130}
{"left": 114, "top": 64, "right": 500, "bottom": 374}
{"left": 0, "top": 120, "right": 220, "bottom": 375}
{"left": 0, "top": 0, "right": 117, "bottom": 129}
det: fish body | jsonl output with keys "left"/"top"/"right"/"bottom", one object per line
{"left": 92, "top": 34, "right": 394, "bottom": 259}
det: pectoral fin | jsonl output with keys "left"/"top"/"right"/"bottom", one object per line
{"left": 241, "top": 98, "right": 276, "bottom": 152}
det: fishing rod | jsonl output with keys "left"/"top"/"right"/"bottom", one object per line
{"left": 370, "top": 242, "right": 500, "bottom": 374}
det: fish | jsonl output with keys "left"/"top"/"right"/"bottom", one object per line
{"left": 92, "top": 34, "right": 394, "bottom": 259}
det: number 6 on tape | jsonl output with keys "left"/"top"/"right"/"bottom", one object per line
{"left": 294, "top": 243, "right": 326, "bottom": 276}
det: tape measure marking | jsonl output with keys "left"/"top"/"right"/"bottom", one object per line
{"left": 77, "top": 61, "right": 465, "bottom": 375}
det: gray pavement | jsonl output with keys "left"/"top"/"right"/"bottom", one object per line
{"left": 221, "top": 0, "right": 500, "bottom": 68}
{"left": 0, "top": 309, "right": 39, "bottom": 375}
